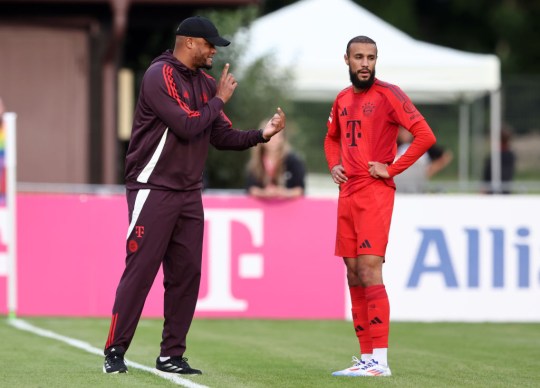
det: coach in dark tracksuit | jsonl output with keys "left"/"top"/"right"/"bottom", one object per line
{"left": 102, "top": 16, "right": 286, "bottom": 375}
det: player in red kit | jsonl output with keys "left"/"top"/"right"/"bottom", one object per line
{"left": 326, "top": 36, "right": 436, "bottom": 377}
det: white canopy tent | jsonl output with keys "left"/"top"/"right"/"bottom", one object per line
{"left": 238, "top": 0, "right": 503, "bottom": 190}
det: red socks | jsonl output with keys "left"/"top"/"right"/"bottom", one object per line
{"left": 349, "top": 286, "right": 373, "bottom": 355}
{"left": 365, "top": 284, "right": 390, "bottom": 349}
{"left": 350, "top": 284, "right": 390, "bottom": 353}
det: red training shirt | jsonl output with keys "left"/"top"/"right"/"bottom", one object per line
{"left": 324, "top": 78, "right": 436, "bottom": 197}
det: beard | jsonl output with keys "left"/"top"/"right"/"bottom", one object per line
{"left": 196, "top": 59, "right": 213, "bottom": 70}
{"left": 349, "top": 68, "right": 375, "bottom": 90}
{"left": 193, "top": 53, "right": 213, "bottom": 70}
{"left": 200, "top": 59, "right": 213, "bottom": 70}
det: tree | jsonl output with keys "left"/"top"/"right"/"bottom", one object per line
{"left": 200, "top": 7, "right": 295, "bottom": 189}
{"left": 262, "top": 0, "right": 540, "bottom": 75}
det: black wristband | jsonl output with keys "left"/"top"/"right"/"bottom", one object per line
{"left": 258, "top": 129, "right": 269, "bottom": 143}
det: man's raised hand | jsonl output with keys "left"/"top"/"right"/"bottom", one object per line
{"left": 261, "top": 107, "right": 286, "bottom": 140}
{"left": 216, "top": 63, "right": 238, "bottom": 103}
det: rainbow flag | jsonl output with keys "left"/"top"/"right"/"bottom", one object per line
{"left": 0, "top": 122, "right": 5, "bottom": 205}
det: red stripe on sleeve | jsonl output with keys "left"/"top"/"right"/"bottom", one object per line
{"left": 162, "top": 65, "right": 201, "bottom": 118}
{"left": 220, "top": 111, "right": 232, "bottom": 126}
{"left": 162, "top": 65, "right": 173, "bottom": 97}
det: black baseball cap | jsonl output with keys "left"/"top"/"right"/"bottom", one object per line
{"left": 176, "top": 16, "right": 230, "bottom": 47}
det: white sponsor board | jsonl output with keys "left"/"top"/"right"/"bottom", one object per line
{"left": 385, "top": 195, "right": 540, "bottom": 322}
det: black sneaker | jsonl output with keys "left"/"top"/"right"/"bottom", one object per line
{"left": 103, "top": 348, "right": 128, "bottom": 374}
{"left": 156, "top": 356, "right": 202, "bottom": 375}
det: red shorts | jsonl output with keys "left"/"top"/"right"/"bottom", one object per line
{"left": 335, "top": 180, "right": 395, "bottom": 258}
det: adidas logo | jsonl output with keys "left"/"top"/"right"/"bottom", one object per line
{"left": 340, "top": 107, "right": 348, "bottom": 116}
{"left": 370, "top": 317, "right": 383, "bottom": 325}
{"left": 160, "top": 362, "right": 185, "bottom": 373}
{"left": 354, "top": 325, "right": 365, "bottom": 332}
{"left": 359, "top": 239, "right": 371, "bottom": 248}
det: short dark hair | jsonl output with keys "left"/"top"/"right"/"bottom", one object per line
{"left": 346, "top": 36, "right": 377, "bottom": 56}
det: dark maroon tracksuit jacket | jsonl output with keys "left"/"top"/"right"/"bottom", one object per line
{"left": 105, "top": 50, "right": 265, "bottom": 357}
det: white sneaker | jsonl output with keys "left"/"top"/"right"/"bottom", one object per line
{"left": 331, "top": 356, "right": 367, "bottom": 376}
{"left": 362, "top": 359, "right": 392, "bottom": 376}
{"left": 332, "top": 357, "right": 392, "bottom": 377}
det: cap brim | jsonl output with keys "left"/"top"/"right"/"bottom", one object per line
{"left": 205, "top": 36, "right": 230, "bottom": 47}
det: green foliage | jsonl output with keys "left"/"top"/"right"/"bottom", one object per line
{"left": 3, "top": 317, "right": 540, "bottom": 387}
{"left": 197, "top": 7, "right": 295, "bottom": 189}
{"left": 359, "top": 0, "right": 421, "bottom": 38}
{"left": 353, "top": 0, "right": 540, "bottom": 74}
{"left": 290, "top": 101, "right": 332, "bottom": 174}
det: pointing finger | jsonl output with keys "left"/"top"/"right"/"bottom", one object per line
{"left": 221, "top": 63, "right": 230, "bottom": 78}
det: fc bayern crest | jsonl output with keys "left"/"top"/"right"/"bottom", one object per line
{"left": 128, "top": 239, "right": 138, "bottom": 252}
{"left": 363, "top": 102, "right": 375, "bottom": 116}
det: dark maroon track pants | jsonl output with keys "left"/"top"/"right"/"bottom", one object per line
{"left": 105, "top": 188, "right": 203, "bottom": 357}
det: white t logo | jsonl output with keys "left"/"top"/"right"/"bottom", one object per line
{"left": 197, "top": 209, "right": 264, "bottom": 311}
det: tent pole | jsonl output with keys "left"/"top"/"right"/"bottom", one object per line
{"left": 490, "top": 90, "right": 502, "bottom": 193}
{"left": 471, "top": 97, "right": 485, "bottom": 181}
{"left": 458, "top": 102, "right": 470, "bottom": 191}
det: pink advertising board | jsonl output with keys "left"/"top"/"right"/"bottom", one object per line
{"left": 0, "top": 193, "right": 345, "bottom": 319}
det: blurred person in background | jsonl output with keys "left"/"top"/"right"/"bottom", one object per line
{"left": 393, "top": 126, "right": 453, "bottom": 193}
{"left": 482, "top": 124, "right": 516, "bottom": 194}
{"left": 102, "top": 16, "right": 286, "bottom": 375}
{"left": 246, "top": 122, "right": 306, "bottom": 199}
{"left": 325, "top": 35, "right": 435, "bottom": 377}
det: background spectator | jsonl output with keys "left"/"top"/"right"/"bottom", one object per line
{"left": 482, "top": 125, "right": 516, "bottom": 194}
{"left": 394, "top": 126, "right": 453, "bottom": 193}
{"left": 246, "top": 123, "right": 306, "bottom": 199}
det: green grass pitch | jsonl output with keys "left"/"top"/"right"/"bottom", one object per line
{"left": 1, "top": 317, "right": 539, "bottom": 387}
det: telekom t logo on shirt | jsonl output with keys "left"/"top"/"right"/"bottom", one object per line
{"left": 346, "top": 120, "right": 362, "bottom": 147}
{"left": 197, "top": 209, "right": 264, "bottom": 312}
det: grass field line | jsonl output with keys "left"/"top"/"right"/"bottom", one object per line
{"left": 7, "top": 318, "right": 209, "bottom": 388}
